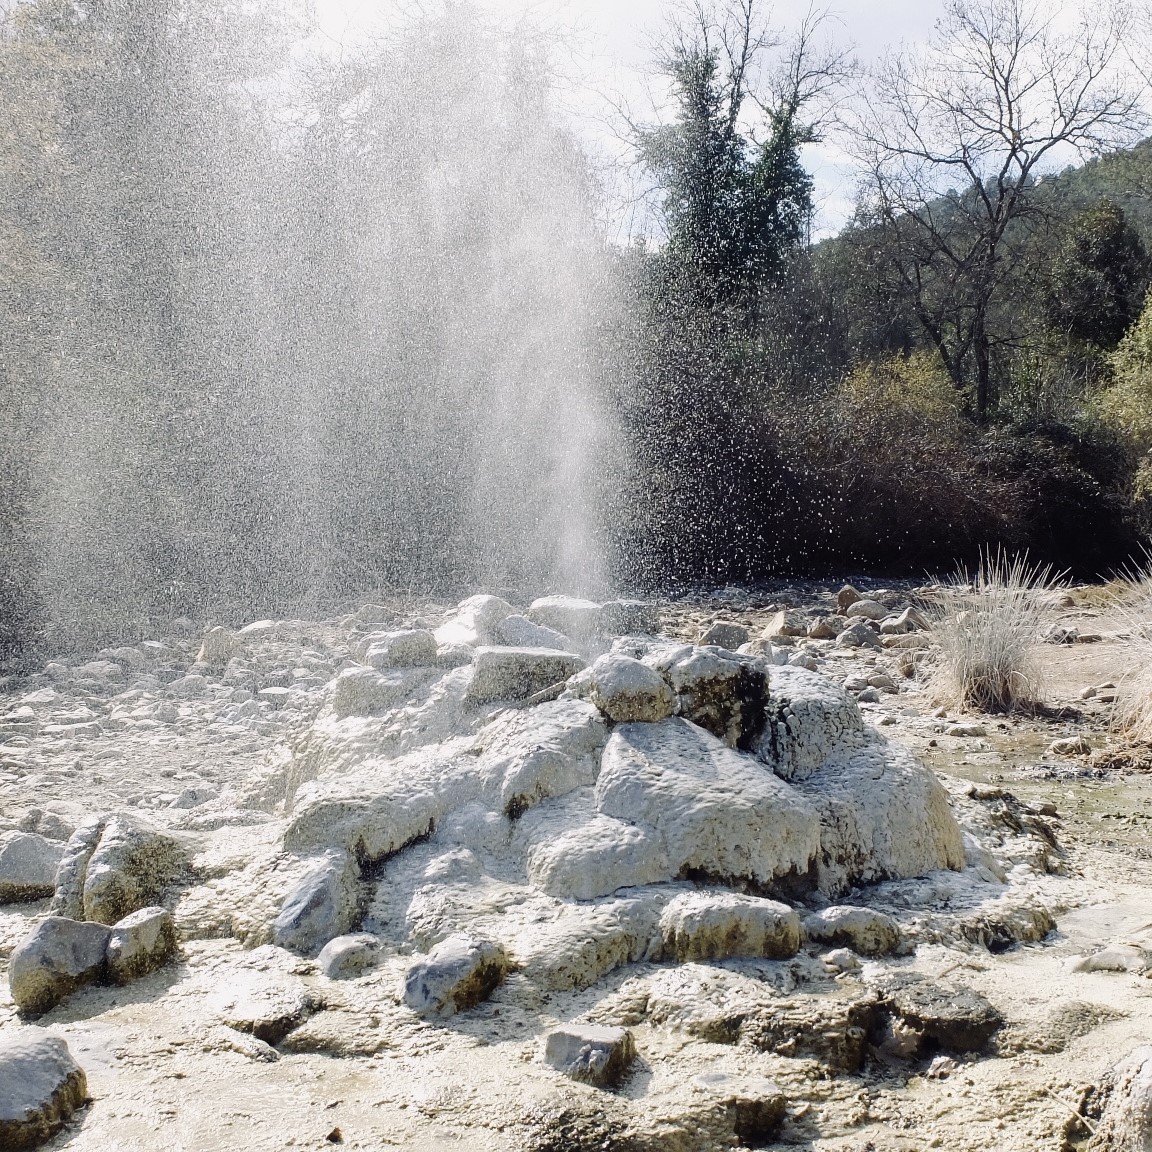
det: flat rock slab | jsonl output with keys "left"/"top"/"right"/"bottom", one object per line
{"left": 883, "top": 980, "right": 1003, "bottom": 1053}
{"left": 0, "top": 1032, "right": 89, "bottom": 1149}
{"left": 542, "top": 1024, "right": 636, "bottom": 1087}
{"left": 465, "top": 647, "right": 585, "bottom": 706}
{"left": 9, "top": 917, "right": 111, "bottom": 1016}
{"left": 0, "top": 833, "right": 65, "bottom": 904}
{"left": 402, "top": 933, "right": 507, "bottom": 1017}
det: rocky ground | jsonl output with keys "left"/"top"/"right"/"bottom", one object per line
{"left": 1, "top": 582, "right": 1151, "bottom": 1152}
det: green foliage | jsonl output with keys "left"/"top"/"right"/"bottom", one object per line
{"left": 1043, "top": 201, "right": 1149, "bottom": 349}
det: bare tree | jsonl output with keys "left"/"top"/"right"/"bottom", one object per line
{"left": 845, "top": 0, "right": 1147, "bottom": 421}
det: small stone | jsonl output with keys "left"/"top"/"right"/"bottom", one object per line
{"left": 836, "top": 585, "right": 863, "bottom": 613}
{"left": 272, "top": 850, "right": 360, "bottom": 957}
{"left": 588, "top": 653, "right": 675, "bottom": 723}
{"left": 401, "top": 934, "right": 507, "bottom": 1017}
{"left": 946, "top": 723, "right": 987, "bottom": 738}
{"left": 105, "top": 906, "right": 177, "bottom": 983}
{"left": 845, "top": 599, "right": 887, "bottom": 621}
{"left": 837, "top": 621, "right": 882, "bottom": 650}
{"left": 698, "top": 621, "right": 750, "bottom": 649}
{"left": 541, "top": 1024, "right": 636, "bottom": 1088}
{"left": 0, "top": 1032, "right": 88, "bottom": 1149}
{"left": 856, "top": 687, "right": 882, "bottom": 703}
{"left": 317, "top": 934, "right": 380, "bottom": 980}
{"left": 763, "top": 610, "right": 808, "bottom": 639}
{"left": 788, "top": 653, "right": 819, "bottom": 672}
{"left": 823, "top": 947, "right": 861, "bottom": 973}
{"left": 1073, "top": 945, "right": 1151, "bottom": 974}
{"left": 237, "top": 619, "right": 276, "bottom": 637}
{"left": 807, "top": 616, "right": 845, "bottom": 640}
{"left": 217, "top": 978, "right": 322, "bottom": 1045}
{"left": 9, "top": 916, "right": 111, "bottom": 1015}
{"left": 363, "top": 630, "right": 438, "bottom": 669}
{"left": 804, "top": 906, "right": 902, "bottom": 957}
{"left": 257, "top": 686, "right": 291, "bottom": 709}
{"left": 0, "top": 833, "right": 66, "bottom": 904}
{"left": 1049, "top": 736, "right": 1091, "bottom": 756}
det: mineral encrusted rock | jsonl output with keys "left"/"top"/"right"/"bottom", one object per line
{"left": 317, "top": 933, "right": 380, "bottom": 979}
{"left": 51, "top": 814, "right": 185, "bottom": 925}
{"left": 0, "top": 833, "right": 65, "bottom": 904}
{"left": 465, "top": 647, "right": 586, "bottom": 706}
{"left": 693, "top": 1072, "right": 787, "bottom": 1145}
{"left": 0, "top": 1033, "right": 89, "bottom": 1150}
{"left": 9, "top": 917, "right": 111, "bottom": 1016}
{"left": 1089, "top": 1046, "right": 1152, "bottom": 1152}
{"left": 588, "top": 653, "right": 675, "bottom": 724}
{"left": 659, "top": 891, "right": 801, "bottom": 962}
{"left": 105, "top": 905, "right": 178, "bottom": 983}
{"left": 541, "top": 1024, "right": 636, "bottom": 1087}
{"left": 804, "top": 905, "right": 902, "bottom": 957}
{"left": 272, "top": 849, "right": 360, "bottom": 956}
{"left": 401, "top": 934, "right": 507, "bottom": 1017}
{"left": 883, "top": 980, "right": 1003, "bottom": 1052}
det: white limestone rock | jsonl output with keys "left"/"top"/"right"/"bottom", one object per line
{"left": 51, "top": 815, "right": 185, "bottom": 925}
{"left": 0, "top": 1032, "right": 89, "bottom": 1149}
{"left": 600, "top": 600, "right": 660, "bottom": 636}
{"left": 9, "top": 916, "right": 111, "bottom": 1015}
{"left": 330, "top": 667, "right": 415, "bottom": 717}
{"left": 271, "top": 849, "right": 360, "bottom": 956}
{"left": 660, "top": 891, "right": 801, "bottom": 962}
{"left": 105, "top": 905, "right": 178, "bottom": 983}
{"left": 464, "top": 646, "right": 585, "bottom": 706}
{"left": 588, "top": 653, "right": 675, "bottom": 724}
{"left": 471, "top": 698, "right": 607, "bottom": 816}
{"left": 698, "top": 621, "right": 750, "bottom": 649}
{"left": 1089, "top": 1046, "right": 1152, "bottom": 1151}
{"left": 491, "top": 615, "right": 571, "bottom": 649}
{"left": 0, "top": 832, "right": 65, "bottom": 904}
{"left": 757, "top": 665, "right": 866, "bottom": 783}
{"left": 434, "top": 594, "right": 516, "bottom": 648}
{"left": 526, "top": 815, "right": 671, "bottom": 900}
{"left": 803, "top": 905, "right": 902, "bottom": 957}
{"left": 401, "top": 933, "right": 507, "bottom": 1017}
{"left": 845, "top": 599, "right": 888, "bottom": 621}
{"left": 541, "top": 1024, "right": 636, "bottom": 1088}
{"left": 317, "top": 933, "right": 380, "bottom": 979}
{"left": 794, "top": 738, "right": 966, "bottom": 895}
{"left": 363, "top": 630, "right": 438, "bottom": 669}
{"left": 527, "top": 595, "right": 604, "bottom": 648}
{"left": 645, "top": 645, "right": 770, "bottom": 749}
{"left": 596, "top": 719, "right": 820, "bottom": 894}
{"left": 197, "top": 626, "right": 243, "bottom": 667}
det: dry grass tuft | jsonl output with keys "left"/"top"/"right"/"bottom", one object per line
{"left": 929, "top": 552, "right": 1060, "bottom": 713}
{"left": 1106, "top": 561, "right": 1152, "bottom": 743}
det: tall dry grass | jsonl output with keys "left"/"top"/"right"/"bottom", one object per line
{"left": 1105, "top": 560, "right": 1152, "bottom": 742}
{"left": 929, "top": 552, "right": 1061, "bottom": 713}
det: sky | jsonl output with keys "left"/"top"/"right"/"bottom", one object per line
{"left": 309, "top": 0, "right": 948, "bottom": 235}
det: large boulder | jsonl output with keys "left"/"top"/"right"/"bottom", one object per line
{"left": 9, "top": 917, "right": 111, "bottom": 1015}
{"left": 491, "top": 615, "right": 571, "bottom": 650}
{"left": 272, "top": 849, "right": 360, "bottom": 956}
{"left": 51, "top": 815, "right": 185, "bottom": 925}
{"left": 0, "top": 833, "right": 65, "bottom": 904}
{"left": 803, "top": 905, "right": 902, "bottom": 957}
{"left": 0, "top": 1032, "right": 89, "bottom": 1150}
{"left": 401, "top": 934, "right": 507, "bottom": 1017}
{"left": 587, "top": 653, "right": 675, "bottom": 724}
{"left": 596, "top": 719, "right": 820, "bottom": 894}
{"left": 464, "top": 647, "right": 585, "bottom": 706}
